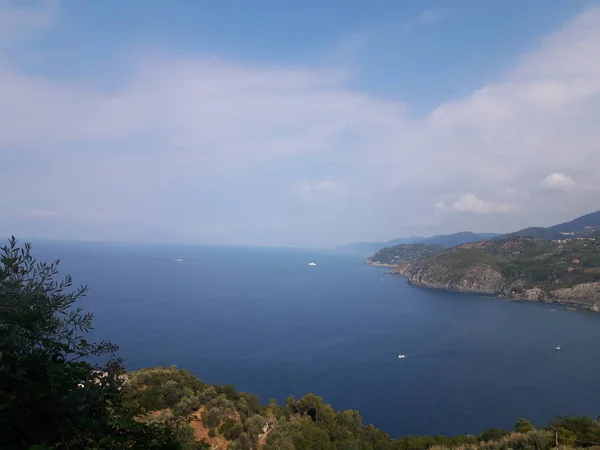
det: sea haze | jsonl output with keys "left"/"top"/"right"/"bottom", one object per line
{"left": 31, "top": 240, "right": 600, "bottom": 437}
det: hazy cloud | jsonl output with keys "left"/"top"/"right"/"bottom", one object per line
{"left": 403, "top": 8, "right": 450, "bottom": 32}
{"left": 296, "top": 180, "right": 345, "bottom": 204}
{"left": 0, "top": 2, "right": 600, "bottom": 245}
{"left": 435, "top": 193, "right": 510, "bottom": 215}
{"left": 14, "top": 210, "right": 57, "bottom": 219}
{"left": 541, "top": 173, "right": 576, "bottom": 191}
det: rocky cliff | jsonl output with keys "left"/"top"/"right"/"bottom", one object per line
{"left": 396, "top": 262, "right": 505, "bottom": 294}
{"left": 391, "top": 234, "right": 600, "bottom": 311}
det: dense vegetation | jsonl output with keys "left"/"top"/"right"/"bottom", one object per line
{"left": 4, "top": 236, "right": 600, "bottom": 449}
{"left": 0, "top": 237, "right": 192, "bottom": 449}
{"left": 394, "top": 233, "right": 600, "bottom": 308}
{"left": 367, "top": 244, "right": 445, "bottom": 265}
{"left": 447, "top": 233, "right": 600, "bottom": 290}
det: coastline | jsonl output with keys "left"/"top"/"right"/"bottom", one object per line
{"left": 365, "top": 260, "right": 395, "bottom": 267}
{"left": 392, "top": 272, "right": 599, "bottom": 313}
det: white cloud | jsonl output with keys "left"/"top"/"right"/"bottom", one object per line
{"left": 541, "top": 172, "right": 576, "bottom": 191}
{"left": 1, "top": 3, "right": 600, "bottom": 245}
{"left": 435, "top": 193, "right": 510, "bottom": 215}
{"left": 295, "top": 180, "right": 345, "bottom": 204}
{"left": 12, "top": 210, "right": 57, "bottom": 219}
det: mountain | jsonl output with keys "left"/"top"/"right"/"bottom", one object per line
{"left": 366, "top": 243, "right": 445, "bottom": 266}
{"left": 344, "top": 232, "right": 499, "bottom": 254}
{"left": 339, "top": 236, "right": 425, "bottom": 253}
{"left": 393, "top": 232, "right": 600, "bottom": 311}
{"left": 501, "top": 210, "right": 600, "bottom": 240}
{"left": 420, "top": 232, "right": 501, "bottom": 247}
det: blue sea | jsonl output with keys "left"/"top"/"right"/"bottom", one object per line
{"left": 30, "top": 240, "right": 600, "bottom": 437}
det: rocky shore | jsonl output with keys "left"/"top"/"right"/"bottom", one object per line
{"left": 392, "top": 262, "right": 600, "bottom": 312}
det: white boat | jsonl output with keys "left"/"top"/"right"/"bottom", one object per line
{"left": 308, "top": 262, "right": 317, "bottom": 266}
{"left": 555, "top": 345, "right": 561, "bottom": 351}
{"left": 398, "top": 354, "right": 406, "bottom": 359}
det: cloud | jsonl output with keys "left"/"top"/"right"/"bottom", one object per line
{"left": 435, "top": 193, "right": 510, "bottom": 215}
{"left": 0, "top": 0, "right": 55, "bottom": 53}
{"left": 540, "top": 173, "right": 576, "bottom": 191}
{"left": 15, "top": 210, "right": 57, "bottom": 219}
{"left": 403, "top": 8, "right": 450, "bottom": 32}
{"left": 1, "top": 3, "right": 600, "bottom": 245}
{"left": 295, "top": 180, "right": 345, "bottom": 204}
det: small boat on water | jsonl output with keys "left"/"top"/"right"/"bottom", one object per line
{"left": 308, "top": 262, "right": 317, "bottom": 266}
{"left": 555, "top": 345, "right": 562, "bottom": 351}
{"left": 398, "top": 354, "right": 406, "bottom": 359}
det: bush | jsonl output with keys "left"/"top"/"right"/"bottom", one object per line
{"left": 514, "top": 418, "right": 536, "bottom": 433}
{"left": 0, "top": 238, "right": 184, "bottom": 449}
{"left": 220, "top": 418, "right": 244, "bottom": 440}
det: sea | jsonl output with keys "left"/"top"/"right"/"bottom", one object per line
{"left": 27, "top": 240, "right": 600, "bottom": 437}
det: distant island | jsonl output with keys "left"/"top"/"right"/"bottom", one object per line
{"left": 371, "top": 211, "right": 600, "bottom": 312}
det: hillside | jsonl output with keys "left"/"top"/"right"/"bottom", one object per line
{"left": 124, "top": 366, "right": 600, "bottom": 450}
{"left": 420, "top": 232, "right": 501, "bottom": 247}
{"left": 367, "top": 243, "right": 445, "bottom": 266}
{"left": 340, "top": 236, "right": 425, "bottom": 253}
{"left": 501, "top": 210, "right": 600, "bottom": 240}
{"left": 348, "top": 232, "right": 499, "bottom": 255}
{"left": 394, "top": 232, "right": 600, "bottom": 310}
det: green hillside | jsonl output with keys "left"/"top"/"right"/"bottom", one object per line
{"left": 367, "top": 243, "right": 445, "bottom": 266}
{"left": 397, "top": 232, "right": 600, "bottom": 308}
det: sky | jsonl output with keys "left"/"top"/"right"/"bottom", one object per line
{"left": 1, "top": 0, "right": 600, "bottom": 247}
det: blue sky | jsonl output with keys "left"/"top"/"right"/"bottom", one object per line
{"left": 1, "top": 0, "right": 600, "bottom": 246}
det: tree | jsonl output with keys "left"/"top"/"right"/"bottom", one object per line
{"left": 246, "top": 414, "right": 268, "bottom": 440}
{"left": 514, "top": 418, "right": 536, "bottom": 433}
{"left": 555, "top": 427, "right": 577, "bottom": 447}
{"left": 477, "top": 427, "right": 509, "bottom": 442}
{"left": 0, "top": 237, "right": 184, "bottom": 449}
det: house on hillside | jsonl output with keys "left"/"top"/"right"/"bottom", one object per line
{"left": 572, "top": 258, "right": 581, "bottom": 264}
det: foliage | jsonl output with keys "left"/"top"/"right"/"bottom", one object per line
{"left": 514, "top": 418, "right": 536, "bottom": 433}
{"left": 0, "top": 237, "right": 187, "bottom": 449}
{"left": 548, "top": 415, "right": 600, "bottom": 446}
{"left": 405, "top": 234, "right": 600, "bottom": 297}
{"left": 477, "top": 428, "right": 510, "bottom": 442}
{"left": 367, "top": 244, "right": 445, "bottom": 265}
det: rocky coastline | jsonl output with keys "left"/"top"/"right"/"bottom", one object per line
{"left": 392, "top": 263, "right": 600, "bottom": 312}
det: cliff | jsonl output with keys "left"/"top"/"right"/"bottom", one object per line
{"left": 392, "top": 233, "right": 600, "bottom": 310}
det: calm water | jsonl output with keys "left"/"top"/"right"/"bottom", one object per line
{"left": 30, "top": 240, "right": 600, "bottom": 437}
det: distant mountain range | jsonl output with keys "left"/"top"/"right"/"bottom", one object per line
{"left": 345, "top": 210, "right": 600, "bottom": 254}
{"left": 386, "top": 210, "right": 600, "bottom": 311}
{"left": 499, "top": 210, "right": 600, "bottom": 240}
{"left": 342, "top": 232, "right": 500, "bottom": 253}
{"left": 420, "top": 232, "right": 502, "bottom": 247}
